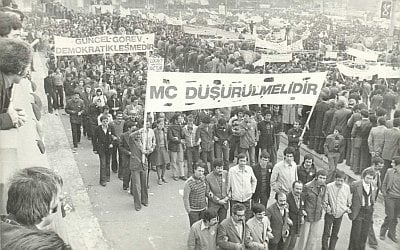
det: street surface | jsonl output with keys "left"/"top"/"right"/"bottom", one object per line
{"left": 58, "top": 113, "right": 399, "bottom": 250}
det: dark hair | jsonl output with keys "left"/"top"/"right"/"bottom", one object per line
{"left": 193, "top": 162, "right": 206, "bottom": 170}
{"left": 231, "top": 203, "right": 246, "bottom": 214}
{"left": 260, "top": 151, "right": 270, "bottom": 159}
{"left": 333, "top": 126, "right": 342, "bottom": 133}
{"left": 392, "top": 156, "right": 400, "bottom": 166}
{"left": 237, "top": 153, "right": 247, "bottom": 160}
{"left": 99, "top": 115, "right": 109, "bottom": 122}
{"left": 372, "top": 156, "right": 384, "bottom": 165}
{"left": 251, "top": 203, "right": 265, "bottom": 214}
{"left": 201, "top": 115, "right": 211, "bottom": 124}
{"left": 212, "top": 158, "right": 224, "bottom": 168}
{"left": 303, "top": 154, "right": 314, "bottom": 162}
{"left": 274, "top": 191, "right": 286, "bottom": 200}
{"left": 377, "top": 116, "right": 386, "bottom": 126}
{"left": 362, "top": 168, "right": 375, "bottom": 178}
{"left": 292, "top": 180, "right": 303, "bottom": 189}
{"left": 315, "top": 169, "right": 328, "bottom": 178}
{"left": 393, "top": 118, "right": 400, "bottom": 128}
{"left": 202, "top": 209, "right": 218, "bottom": 223}
{"left": 0, "top": 11, "right": 21, "bottom": 37}
{"left": 334, "top": 170, "right": 346, "bottom": 179}
{"left": 3, "top": 229, "right": 72, "bottom": 250}
{"left": 6, "top": 167, "right": 61, "bottom": 226}
{"left": 102, "top": 105, "right": 110, "bottom": 112}
{"left": 394, "top": 110, "right": 400, "bottom": 119}
{"left": 283, "top": 147, "right": 295, "bottom": 157}
{"left": 0, "top": 38, "right": 31, "bottom": 75}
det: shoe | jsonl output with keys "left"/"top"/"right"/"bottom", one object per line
{"left": 388, "top": 234, "right": 398, "bottom": 243}
{"left": 162, "top": 178, "right": 168, "bottom": 183}
{"left": 173, "top": 177, "right": 179, "bottom": 181}
{"left": 106, "top": 179, "right": 110, "bottom": 182}
{"left": 368, "top": 244, "right": 378, "bottom": 249}
{"left": 112, "top": 170, "right": 117, "bottom": 173}
{"left": 166, "top": 164, "right": 171, "bottom": 170}
{"left": 72, "top": 147, "right": 77, "bottom": 153}
{"left": 152, "top": 167, "right": 157, "bottom": 172}
{"left": 380, "top": 234, "right": 386, "bottom": 241}
{"left": 141, "top": 203, "right": 148, "bottom": 207}
{"left": 135, "top": 207, "right": 141, "bottom": 211}
{"left": 180, "top": 176, "right": 187, "bottom": 181}
{"left": 100, "top": 182, "right": 106, "bottom": 187}
{"left": 123, "top": 186, "right": 128, "bottom": 190}
{"left": 158, "top": 179, "right": 162, "bottom": 185}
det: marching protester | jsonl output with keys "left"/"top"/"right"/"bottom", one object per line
{"left": 284, "top": 180, "right": 305, "bottom": 250}
{"left": 322, "top": 170, "right": 352, "bottom": 250}
{"left": 270, "top": 147, "right": 298, "bottom": 196}
{"left": 297, "top": 169, "right": 328, "bottom": 250}
{"left": 65, "top": 90, "right": 84, "bottom": 153}
{"left": 297, "top": 154, "right": 317, "bottom": 185}
{"left": 206, "top": 159, "right": 229, "bottom": 222}
{"left": 187, "top": 209, "right": 219, "bottom": 250}
{"left": 251, "top": 151, "right": 273, "bottom": 207}
{"left": 183, "top": 162, "right": 207, "bottom": 227}
{"left": 380, "top": 156, "right": 400, "bottom": 243}
{"left": 227, "top": 153, "right": 257, "bottom": 220}
{"left": 245, "top": 203, "right": 274, "bottom": 249}
{"left": 265, "top": 192, "right": 291, "bottom": 250}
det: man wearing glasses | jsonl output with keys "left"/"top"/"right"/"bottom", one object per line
{"left": 217, "top": 203, "right": 251, "bottom": 250}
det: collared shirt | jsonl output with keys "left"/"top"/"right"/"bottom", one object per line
{"left": 228, "top": 165, "right": 257, "bottom": 202}
{"left": 187, "top": 220, "right": 217, "bottom": 250}
{"left": 362, "top": 180, "right": 372, "bottom": 206}
{"left": 183, "top": 124, "right": 198, "bottom": 147}
{"left": 232, "top": 218, "right": 243, "bottom": 240}
{"left": 325, "top": 182, "right": 352, "bottom": 218}
{"left": 362, "top": 181, "right": 371, "bottom": 195}
{"left": 271, "top": 160, "right": 298, "bottom": 193}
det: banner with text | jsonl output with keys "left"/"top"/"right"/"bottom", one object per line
{"left": 145, "top": 72, "right": 327, "bottom": 112}
{"left": 54, "top": 34, "right": 155, "bottom": 56}
{"left": 148, "top": 57, "right": 165, "bottom": 72}
{"left": 255, "top": 38, "right": 288, "bottom": 52}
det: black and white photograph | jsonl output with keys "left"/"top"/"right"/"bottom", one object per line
{"left": 0, "top": 0, "right": 400, "bottom": 249}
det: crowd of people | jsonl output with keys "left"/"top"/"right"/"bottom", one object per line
{"left": 1, "top": 0, "right": 400, "bottom": 249}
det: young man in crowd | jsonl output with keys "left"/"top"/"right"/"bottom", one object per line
{"left": 286, "top": 120, "right": 302, "bottom": 164}
{"left": 239, "top": 110, "right": 258, "bottom": 166}
{"left": 324, "top": 126, "right": 345, "bottom": 182}
{"left": 183, "top": 163, "right": 207, "bottom": 227}
{"left": 1, "top": 167, "right": 65, "bottom": 247}
{"left": 65, "top": 90, "right": 84, "bottom": 153}
{"left": 92, "top": 115, "right": 116, "bottom": 187}
{"left": 213, "top": 118, "right": 231, "bottom": 170}
{"left": 206, "top": 159, "right": 229, "bottom": 222}
{"left": 246, "top": 203, "right": 274, "bottom": 249}
{"left": 266, "top": 192, "right": 291, "bottom": 250}
{"left": 168, "top": 113, "right": 186, "bottom": 181}
{"left": 322, "top": 170, "right": 352, "bottom": 250}
{"left": 380, "top": 156, "right": 400, "bottom": 243}
{"left": 183, "top": 115, "right": 200, "bottom": 176}
{"left": 297, "top": 169, "right": 328, "bottom": 250}
{"left": 270, "top": 147, "right": 298, "bottom": 197}
{"left": 110, "top": 112, "right": 125, "bottom": 176}
{"left": 227, "top": 153, "right": 257, "bottom": 220}
{"left": 151, "top": 118, "right": 170, "bottom": 185}
{"left": 297, "top": 154, "right": 317, "bottom": 185}
{"left": 119, "top": 120, "right": 137, "bottom": 190}
{"left": 128, "top": 126, "right": 150, "bottom": 211}
{"left": 196, "top": 116, "right": 215, "bottom": 174}
{"left": 257, "top": 110, "right": 278, "bottom": 165}
{"left": 187, "top": 209, "right": 219, "bottom": 250}
{"left": 348, "top": 168, "right": 376, "bottom": 250}
{"left": 251, "top": 151, "right": 273, "bottom": 207}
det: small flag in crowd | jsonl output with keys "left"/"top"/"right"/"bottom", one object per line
{"left": 381, "top": 1, "right": 392, "bottom": 19}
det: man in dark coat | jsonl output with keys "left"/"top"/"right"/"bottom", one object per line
{"left": 251, "top": 151, "right": 273, "bottom": 207}
{"left": 351, "top": 109, "right": 372, "bottom": 174}
{"left": 297, "top": 154, "right": 317, "bottom": 185}
{"left": 206, "top": 159, "right": 229, "bottom": 221}
{"left": 311, "top": 97, "right": 330, "bottom": 154}
{"left": 257, "top": 110, "right": 278, "bottom": 165}
{"left": 322, "top": 100, "right": 336, "bottom": 139}
{"left": 348, "top": 168, "right": 376, "bottom": 250}
{"left": 284, "top": 181, "right": 305, "bottom": 250}
{"left": 65, "top": 91, "right": 84, "bottom": 152}
{"left": 44, "top": 70, "right": 56, "bottom": 113}
{"left": 266, "top": 192, "right": 291, "bottom": 250}
{"left": 92, "top": 115, "right": 116, "bottom": 186}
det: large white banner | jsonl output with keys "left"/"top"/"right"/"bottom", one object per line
{"left": 54, "top": 34, "right": 155, "bottom": 56}
{"left": 255, "top": 38, "right": 288, "bottom": 52}
{"left": 346, "top": 47, "right": 379, "bottom": 62}
{"left": 253, "top": 53, "right": 292, "bottom": 66}
{"left": 145, "top": 72, "right": 327, "bottom": 112}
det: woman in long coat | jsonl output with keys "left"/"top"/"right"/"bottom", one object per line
{"left": 151, "top": 118, "right": 170, "bottom": 185}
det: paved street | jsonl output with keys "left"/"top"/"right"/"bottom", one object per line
{"left": 57, "top": 113, "right": 399, "bottom": 250}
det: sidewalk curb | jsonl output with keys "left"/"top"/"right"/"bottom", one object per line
{"left": 34, "top": 53, "right": 110, "bottom": 250}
